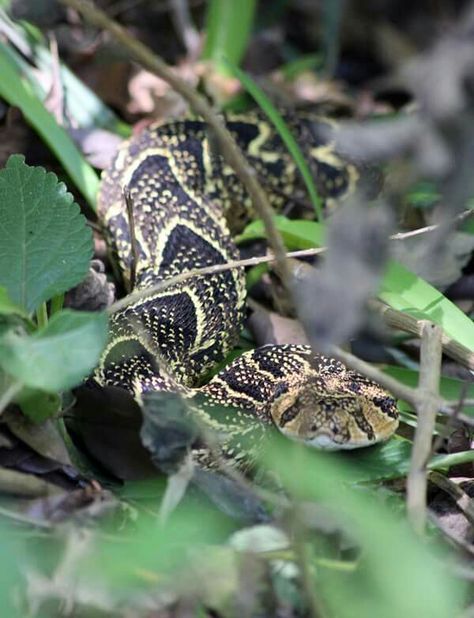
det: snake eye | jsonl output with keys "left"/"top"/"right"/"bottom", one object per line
{"left": 280, "top": 401, "right": 300, "bottom": 426}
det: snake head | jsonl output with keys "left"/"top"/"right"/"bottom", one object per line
{"left": 269, "top": 378, "right": 399, "bottom": 450}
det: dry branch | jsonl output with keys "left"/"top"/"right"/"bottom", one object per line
{"left": 406, "top": 322, "right": 443, "bottom": 534}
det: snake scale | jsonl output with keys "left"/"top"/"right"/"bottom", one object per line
{"left": 93, "top": 112, "right": 399, "bottom": 468}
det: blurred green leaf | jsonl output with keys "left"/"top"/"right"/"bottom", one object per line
{"left": 0, "top": 286, "right": 30, "bottom": 321}
{"left": 203, "top": 0, "right": 257, "bottom": 75}
{"left": 406, "top": 180, "right": 441, "bottom": 209}
{"left": 0, "top": 523, "right": 24, "bottom": 617}
{"left": 14, "top": 387, "right": 61, "bottom": 422}
{"left": 0, "top": 155, "right": 92, "bottom": 313}
{"left": 0, "top": 309, "right": 108, "bottom": 393}
{"left": 0, "top": 42, "right": 99, "bottom": 207}
{"left": 322, "top": 0, "right": 344, "bottom": 76}
{"left": 278, "top": 53, "right": 323, "bottom": 79}
{"left": 264, "top": 438, "right": 465, "bottom": 618}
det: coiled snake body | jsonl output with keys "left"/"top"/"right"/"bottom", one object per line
{"left": 94, "top": 113, "right": 399, "bottom": 466}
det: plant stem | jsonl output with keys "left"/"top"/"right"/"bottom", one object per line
{"left": 35, "top": 301, "right": 48, "bottom": 328}
{"left": 50, "top": 293, "right": 64, "bottom": 315}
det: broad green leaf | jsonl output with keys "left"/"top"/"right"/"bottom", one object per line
{"left": 0, "top": 42, "right": 99, "bottom": 207}
{"left": 320, "top": 436, "right": 474, "bottom": 483}
{"left": 340, "top": 437, "right": 412, "bottom": 481}
{"left": 0, "top": 286, "right": 29, "bottom": 321}
{"left": 0, "top": 309, "right": 108, "bottom": 392}
{"left": 238, "top": 216, "right": 474, "bottom": 350}
{"left": 380, "top": 260, "right": 474, "bottom": 351}
{"left": 236, "top": 215, "right": 325, "bottom": 247}
{"left": 0, "top": 155, "right": 92, "bottom": 313}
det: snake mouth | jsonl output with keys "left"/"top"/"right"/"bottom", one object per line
{"left": 280, "top": 426, "right": 347, "bottom": 450}
{"left": 304, "top": 432, "right": 348, "bottom": 450}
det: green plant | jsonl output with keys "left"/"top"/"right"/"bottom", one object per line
{"left": 0, "top": 155, "right": 108, "bottom": 421}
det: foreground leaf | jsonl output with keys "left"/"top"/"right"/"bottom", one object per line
{"left": 0, "top": 286, "right": 30, "bottom": 321}
{"left": 0, "top": 310, "right": 108, "bottom": 392}
{"left": 264, "top": 437, "right": 465, "bottom": 618}
{"left": 0, "top": 155, "right": 93, "bottom": 313}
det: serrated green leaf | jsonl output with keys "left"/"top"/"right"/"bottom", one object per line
{"left": 0, "top": 155, "right": 93, "bottom": 313}
{"left": 0, "top": 309, "right": 108, "bottom": 392}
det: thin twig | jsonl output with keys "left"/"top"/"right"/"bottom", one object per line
{"left": 108, "top": 248, "right": 325, "bottom": 314}
{"left": 389, "top": 209, "right": 474, "bottom": 240}
{"left": 58, "top": 0, "right": 293, "bottom": 293}
{"left": 428, "top": 471, "right": 474, "bottom": 526}
{"left": 123, "top": 188, "right": 138, "bottom": 291}
{"left": 406, "top": 322, "right": 443, "bottom": 534}
{"left": 290, "top": 510, "right": 327, "bottom": 618}
{"left": 369, "top": 299, "right": 474, "bottom": 370}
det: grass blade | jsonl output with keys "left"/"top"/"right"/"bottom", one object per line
{"left": 202, "top": 0, "right": 257, "bottom": 76}
{"left": 0, "top": 41, "right": 99, "bottom": 208}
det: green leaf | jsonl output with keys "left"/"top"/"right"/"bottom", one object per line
{"left": 0, "top": 42, "right": 99, "bottom": 207}
{"left": 236, "top": 215, "right": 325, "bottom": 247}
{"left": 380, "top": 260, "right": 474, "bottom": 351}
{"left": 0, "top": 155, "right": 93, "bottom": 313}
{"left": 238, "top": 216, "right": 474, "bottom": 350}
{"left": 0, "top": 11, "right": 131, "bottom": 137}
{"left": 339, "top": 437, "right": 412, "bottom": 481}
{"left": 0, "top": 309, "right": 108, "bottom": 392}
{"left": 14, "top": 387, "right": 61, "bottom": 423}
{"left": 202, "top": 0, "right": 257, "bottom": 76}
{"left": 318, "top": 436, "right": 474, "bottom": 483}
{"left": 225, "top": 62, "right": 324, "bottom": 220}
{"left": 0, "top": 286, "right": 30, "bottom": 320}
{"left": 383, "top": 365, "right": 474, "bottom": 416}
